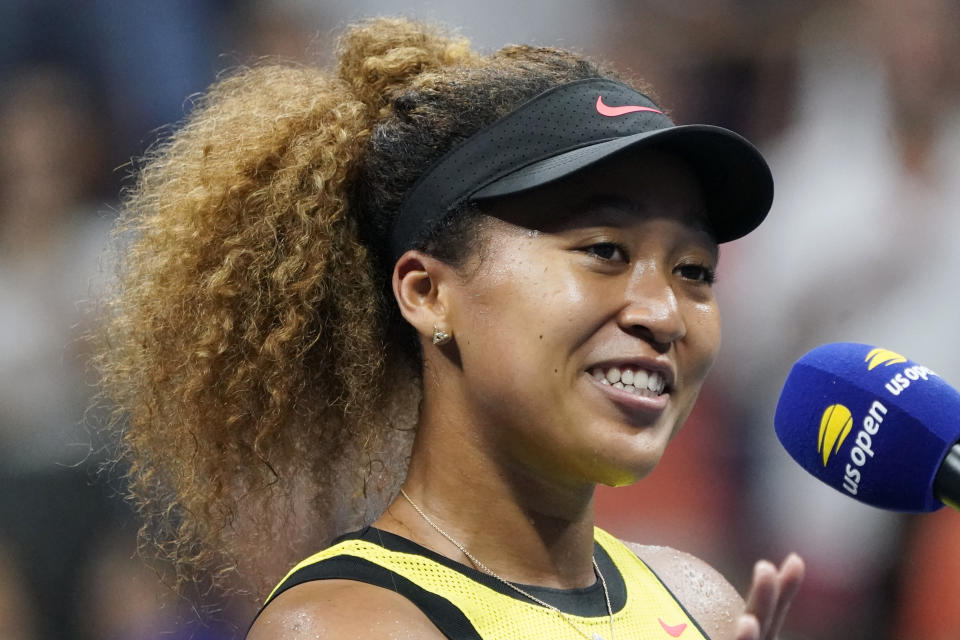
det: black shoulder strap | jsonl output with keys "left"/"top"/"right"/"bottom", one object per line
{"left": 252, "top": 553, "right": 482, "bottom": 639}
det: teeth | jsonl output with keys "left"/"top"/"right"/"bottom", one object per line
{"left": 592, "top": 367, "right": 610, "bottom": 385}
{"left": 633, "top": 369, "right": 648, "bottom": 390}
{"left": 654, "top": 372, "right": 666, "bottom": 393}
{"left": 647, "top": 372, "right": 660, "bottom": 392}
{"left": 591, "top": 366, "right": 666, "bottom": 396}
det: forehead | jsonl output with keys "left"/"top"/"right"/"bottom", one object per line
{"left": 478, "top": 149, "right": 710, "bottom": 235}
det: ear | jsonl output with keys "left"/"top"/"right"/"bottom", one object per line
{"left": 392, "top": 250, "right": 457, "bottom": 344}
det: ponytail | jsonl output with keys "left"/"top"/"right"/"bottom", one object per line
{"left": 94, "top": 19, "right": 474, "bottom": 600}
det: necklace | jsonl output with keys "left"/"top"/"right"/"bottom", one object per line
{"left": 399, "top": 488, "right": 615, "bottom": 640}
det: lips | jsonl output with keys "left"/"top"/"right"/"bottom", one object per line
{"left": 584, "top": 359, "right": 675, "bottom": 415}
{"left": 586, "top": 374, "right": 670, "bottom": 416}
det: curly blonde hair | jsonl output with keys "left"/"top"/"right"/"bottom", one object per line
{"left": 93, "top": 17, "right": 629, "bottom": 603}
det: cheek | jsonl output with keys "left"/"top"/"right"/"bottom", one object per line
{"left": 685, "top": 301, "right": 722, "bottom": 379}
{"left": 457, "top": 262, "right": 593, "bottom": 384}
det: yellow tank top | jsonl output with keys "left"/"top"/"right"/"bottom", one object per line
{"left": 259, "top": 526, "right": 711, "bottom": 639}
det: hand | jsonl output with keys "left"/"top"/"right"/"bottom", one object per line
{"left": 735, "top": 554, "right": 805, "bottom": 640}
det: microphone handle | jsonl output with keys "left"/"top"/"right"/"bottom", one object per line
{"left": 934, "top": 442, "right": 960, "bottom": 512}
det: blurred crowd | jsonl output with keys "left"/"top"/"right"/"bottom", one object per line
{"left": 1, "top": 1, "right": 958, "bottom": 638}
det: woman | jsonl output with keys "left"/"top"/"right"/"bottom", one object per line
{"left": 96, "top": 17, "right": 803, "bottom": 640}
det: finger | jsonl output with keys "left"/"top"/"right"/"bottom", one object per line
{"left": 767, "top": 554, "right": 805, "bottom": 637}
{"left": 735, "top": 614, "right": 760, "bottom": 640}
{"left": 744, "top": 560, "right": 780, "bottom": 634}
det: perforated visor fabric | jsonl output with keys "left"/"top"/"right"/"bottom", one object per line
{"left": 258, "top": 526, "right": 712, "bottom": 640}
{"left": 391, "top": 78, "right": 773, "bottom": 260}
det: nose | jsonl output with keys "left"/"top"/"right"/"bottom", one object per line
{"left": 616, "top": 269, "right": 686, "bottom": 350}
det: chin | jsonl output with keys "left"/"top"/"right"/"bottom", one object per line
{"left": 583, "top": 451, "right": 665, "bottom": 488}
{"left": 564, "top": 421, "right": 672, "bottom": 488}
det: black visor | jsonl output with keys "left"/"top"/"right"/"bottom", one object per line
{"left": 391, "top": 78, "right": 773, "bottom": 261}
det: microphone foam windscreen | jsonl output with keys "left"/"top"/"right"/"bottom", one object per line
{"left": 775, "top": 342, "right": 960, "bottom": 512}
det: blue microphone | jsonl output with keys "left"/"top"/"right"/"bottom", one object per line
{"left": 775, "top": 342, "right": 960, "bottom": 512}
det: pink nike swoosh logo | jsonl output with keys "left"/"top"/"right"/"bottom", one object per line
{"left": 658, "top": 618, "right": 687, "bottom": 637}
{"left": 595, "top": 95, "right": 663, "bottom": 117}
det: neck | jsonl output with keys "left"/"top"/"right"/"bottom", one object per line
{"left": 374, "top": 397, "right": 599, "bottom": 589}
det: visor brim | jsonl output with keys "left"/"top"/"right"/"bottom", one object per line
{"left": 471, "top": 124, "right": 773, "bottom": 243}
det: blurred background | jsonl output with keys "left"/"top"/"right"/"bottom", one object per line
{"left": 1, "top": 0, "right": 958, "bottom": 638}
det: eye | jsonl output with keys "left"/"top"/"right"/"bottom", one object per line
{"left": 581, "top": 242, "right": 629, "bottom": 262}
{"left": 675, "top": 263, "right": 716, "bottom": 284}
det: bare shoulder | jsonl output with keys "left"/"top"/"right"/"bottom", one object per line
{"left": 247, "top": 579, "right": 445, "bottom": 640}
{"left": 624, "top": 542, "right": 743, "bottom": 640}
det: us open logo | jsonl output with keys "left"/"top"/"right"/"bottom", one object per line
{"left": 817, "top": 404, "right": 853, "bottom": 467}
{"left": 816, "top": 401, "right": 887, "bottom": 495}
{"left": 867, "top": 347, "right": 937, "bottom": 397}
{"left": 865, "top": 348, "right": 907, "bottom": 371}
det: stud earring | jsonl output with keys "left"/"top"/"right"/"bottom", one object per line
{"left": 432, "top": 326, "right": 453, "bottom": 346}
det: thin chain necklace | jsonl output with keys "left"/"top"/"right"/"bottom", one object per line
{"left": 399, "top": 488, "right": 615, "bottom": 640}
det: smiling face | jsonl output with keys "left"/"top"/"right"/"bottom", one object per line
{"left": 424, "top": 150, "right": 721, "bottom": 489}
